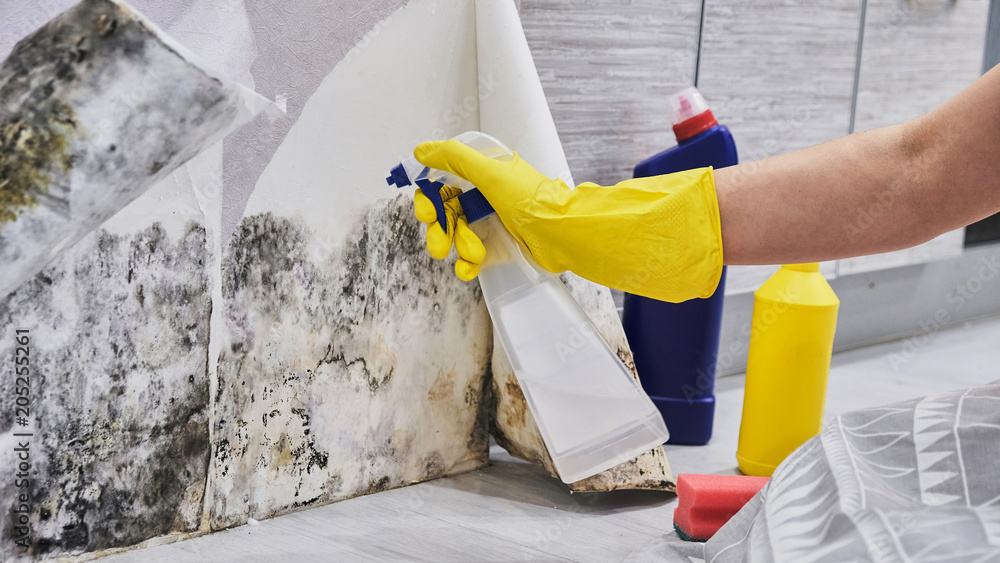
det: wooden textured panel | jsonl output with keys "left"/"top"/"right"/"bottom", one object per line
{"left": 840, "top": 0, "right": 989, "bottom": 275}
{"left": 698, "top": 0, "right": 861, "bottom": 293}
{"left": 519, "top": 1, "right": 702, "bottom": 186}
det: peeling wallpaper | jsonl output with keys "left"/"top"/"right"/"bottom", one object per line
{"left": 208, "top": 0, "right": 494, "bottom": 528}
{"left": 473, "top": 0, "right": 673, "bottom": 491}
{"left": 1, "top": 0, "right": 497, "bottom": 558}
{"left": 0, "top": 0, "right": 445, "bottom": 558}
{"left": 0, "top": 0, "right": 263, "bottom": 297}
{"left": 223, "top": 0, "right": 411, "bottom": 239}
{"left": 0, "top": 0, "right": 250, "bottom": 558}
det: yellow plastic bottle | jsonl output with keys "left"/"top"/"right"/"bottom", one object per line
{"left": 736, "top": 263, "right": 839, "bottom": 477}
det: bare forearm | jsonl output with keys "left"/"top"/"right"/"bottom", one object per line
{"left": 716, "top": 65, "right": 1000, "bottom": 265}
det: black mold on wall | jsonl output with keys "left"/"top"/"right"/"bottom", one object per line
{"left": 0, "top": 105, "right": 75, "bottom": 225}
{"left": 0, "top": 222, "right": 212, "bottom": 558}
{"left": 214, "top": 195, "right": 489, "bottom": 529}
{"left": 0, "top": 0, "right": 230, "bottom": 226}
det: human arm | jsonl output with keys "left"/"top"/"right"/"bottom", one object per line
{"left": 412, "top": 65, "right": 1000, "bottom": 300}
{"left": 716, "top": 63, "right": 1000, "bottom": 265}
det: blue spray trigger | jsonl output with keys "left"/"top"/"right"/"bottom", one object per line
{"left": 386, "top": 163, "right": 411, "bottom": 188}
{"left": 415, "top": 177, "right": 449, "bottom": 233}
{"left": 387, "top": 162, "right": 449, "bottom": 232}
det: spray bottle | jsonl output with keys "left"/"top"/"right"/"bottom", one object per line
{"left": 622, "top": 87, "right": 738, "bottom": 445}
{"left": 736, "top": 263, "right": 839, "bottom": 476}
{"left": 387, "top": 132, "right": 669, "bottom": 483}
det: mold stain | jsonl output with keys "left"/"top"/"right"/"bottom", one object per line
{"left": 502, "top": 380, "right": 527, "bottom": 427}
{"left": 0, "top": 0, "right": 120, "bottom": 228}
{"left": 273, "top": 435, "right": 294, "bottom": 468}
{"left": 215, "top": 195, "right": 490, "bottom": 528}
{"left": 0, "top": 221, "right": 212, "bottom": 557}
{"left": 0, "top": 0, "right": 240, "bottom": 233}
{"left": 0, "top": 105, "right": 76, "bottom": 224}
{"left": 427, "top": 371, "right": 456, "bottom": 402}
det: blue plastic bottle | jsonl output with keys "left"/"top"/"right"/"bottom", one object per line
{"left": 622, "top": 87, "right": 738, "bottom": 445}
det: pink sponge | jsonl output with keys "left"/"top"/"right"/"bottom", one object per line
{"left": 673, "top": 473, "right": 770, "bottom": 542}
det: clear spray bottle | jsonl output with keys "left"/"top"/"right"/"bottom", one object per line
{"left": 388, "top": 132, "right": 669, "bottom": 483}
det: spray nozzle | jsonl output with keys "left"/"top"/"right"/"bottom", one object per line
{"left": 386, "top": 161, "right": 450, "bottom": 232}
{"left": 386, "top": 132, "right": 513, "bottom": 233}
{"left": 386, "top": 164, "right": 411, "bottom": 189}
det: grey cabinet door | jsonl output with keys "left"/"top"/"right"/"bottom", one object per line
{"left": 841, "top": 0, "right": 990, "bottom": 275}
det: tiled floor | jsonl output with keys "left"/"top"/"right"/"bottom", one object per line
{"left": 103, "top": 314, "right": 1000, "bottom": 562}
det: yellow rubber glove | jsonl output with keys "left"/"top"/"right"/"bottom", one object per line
{"left": 414, "top": 140, "right": 724, "bottom": 303}
{"left": 413, "top": 185, "right": 486, "bottom": 281}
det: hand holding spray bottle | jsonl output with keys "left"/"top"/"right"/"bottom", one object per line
{"left": 388, "top": 132, "right": 668, "bottom": 483}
